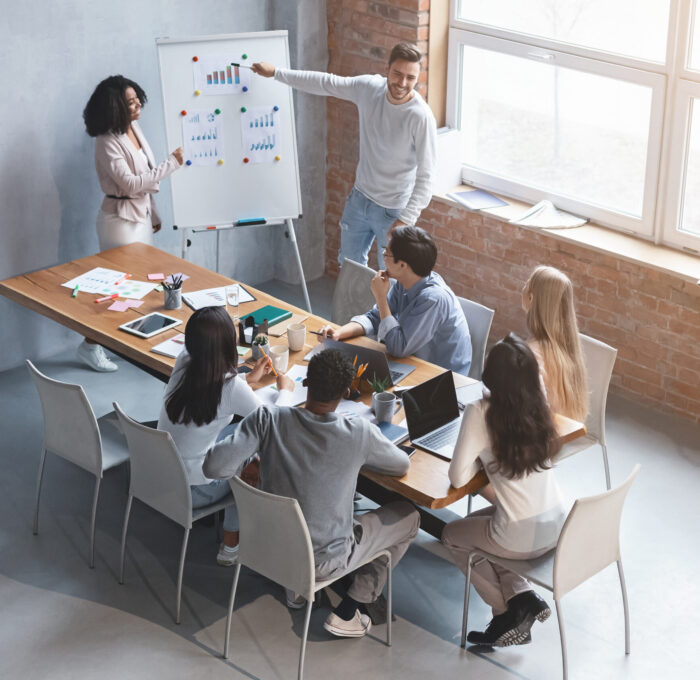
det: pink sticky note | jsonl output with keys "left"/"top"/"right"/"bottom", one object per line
{"left": 148, "top": 273, "right": 165, "bottom": 281}
{"left": 108, "top": 301, "right": 130, "bottom": 312}
{"left": 165, "top": 273, "right": 190, "bottom": 284}
{"left": 124, "top": 300, "right": 144, "bottom": 308}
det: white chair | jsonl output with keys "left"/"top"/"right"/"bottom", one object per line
{"left": 113, "top": 402, "right": 235, "bottom": 624}
{"left": 224, "top": 477, "right": 392, "bottom": 680}
{"left": 457, "top": 297, "right": 495, "bottom": 380}
{"left": 27, "top": 360, "right": 129, "bottom": 569}
{"left": 556, "top": 334, "right": 618, "bottom": 489}
{"left": 331, "top": 258, "right": 377, "bottom": 325}
{"left": 461, "top": 465, "right": 640, "bottom": 680}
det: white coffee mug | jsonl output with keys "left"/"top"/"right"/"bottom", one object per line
{"left": 269, "top": 344, "right": 289, "bottom": 374}
{"left": 287, "top": 323, "right": 306, "bottom": 351}
{"left": 372, "top": 391, "right": 397, "bottom": 424}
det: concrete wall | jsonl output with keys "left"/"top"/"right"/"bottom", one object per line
{"left": 0, "top": 0, "right": 328, "bottom": 371}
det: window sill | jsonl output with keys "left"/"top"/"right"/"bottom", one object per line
{"left": 435, "top": 187, "right": 700, "bottom": 285}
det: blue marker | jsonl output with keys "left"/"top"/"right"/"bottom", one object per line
{"left": 236, "top": 218, "right": 266, "bottom": 226}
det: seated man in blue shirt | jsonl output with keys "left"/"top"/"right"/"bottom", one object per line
{"left": 320, "top": 226, "right": 472, "bottom": 375}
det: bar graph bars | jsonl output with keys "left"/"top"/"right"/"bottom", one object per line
{"left": 195, "top": 55, "right": 250, "bottom": 95}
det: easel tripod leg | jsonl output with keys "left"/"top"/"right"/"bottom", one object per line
{"left": 286, "top": 218, "right": 312, "bottom": 313}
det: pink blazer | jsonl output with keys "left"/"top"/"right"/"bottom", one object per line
{"left": 94, "top": 121, "right": 180, "bottom": 225}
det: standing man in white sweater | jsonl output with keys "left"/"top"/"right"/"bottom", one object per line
{"left": 252, "top": 43, "right": 437, "bottom": 268}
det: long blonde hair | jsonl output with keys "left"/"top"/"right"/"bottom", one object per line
{"left": 525, "top": 266, "right": 588, "bottom": 422}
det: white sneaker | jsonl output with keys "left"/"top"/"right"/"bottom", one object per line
{"left": 285, "top": 588, "right": 306, "bottom": 609}
{"left": 77, "top": 341, "right": 118, "bottom": 372}
{"left": 323, "top": 610, "right": 372, "bottom": 638}
{"left": 216, "top": 543, "right": 239, "bottom": 566}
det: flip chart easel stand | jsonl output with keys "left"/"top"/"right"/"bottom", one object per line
{"left": 174, "top": 219, "right": 312, "bottom": 313}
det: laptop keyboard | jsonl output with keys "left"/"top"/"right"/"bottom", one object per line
{"left": 390, "top": 369, "right": 403, "bottom": 383}
{"left": 419, "top": 419, "right": 461, "bottom": 449}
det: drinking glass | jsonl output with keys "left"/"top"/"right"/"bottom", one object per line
{"left": 226, "top": 284, "right": 239, "bottom": 321}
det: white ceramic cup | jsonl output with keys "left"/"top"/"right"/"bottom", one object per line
{"left": 372, "top": 391, "right": 397, "bottom": 424}
{"left": 287, "top": 323, "right": 306, "bottom": 351}
{"left": 269, "top": 344, "right": 289, "bottom": 374}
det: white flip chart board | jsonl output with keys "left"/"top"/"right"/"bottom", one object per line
{"left": 156, "top": 31, "right": 302, "bottom": 228}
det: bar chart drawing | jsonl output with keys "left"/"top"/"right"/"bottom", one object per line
{"left": 240, "top": 106, "right": 282, "bottom": 164}
{"left": 194, "top": 55, "right": 251, "bottom": 95}
{"left": 182, "top": 110, "right": 224, "bottom": 166}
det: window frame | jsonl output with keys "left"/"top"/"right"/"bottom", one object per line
{"left": 446, "top": 0, "right": 700, "bottom": 253}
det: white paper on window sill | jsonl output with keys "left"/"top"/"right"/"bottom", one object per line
{"left": 510, "top": 200, "right": 587, "bottom": 229}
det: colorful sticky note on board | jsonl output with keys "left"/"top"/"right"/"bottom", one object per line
{"left": 148, "top": 273, "right": 165, "bottom": 281}
{"left": 108, "top": 300, "right": 130, "bottom": 312}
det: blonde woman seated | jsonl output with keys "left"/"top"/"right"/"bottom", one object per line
{"left": 522, "top": 265, "right": 588, "bottom": 422}
{"left": 442, "top": 335, "right": 565, "bottom": 646}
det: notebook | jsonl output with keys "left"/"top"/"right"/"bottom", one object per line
{"left": 240, "top": 305, "right": 293, "bottom": 328}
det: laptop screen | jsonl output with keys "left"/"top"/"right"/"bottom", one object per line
{"left": 403, "top": 372, "right": 460, "bottom": 441}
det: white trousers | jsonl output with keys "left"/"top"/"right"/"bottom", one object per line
{"left": 96, "top": 209, "right": 152, "bottom": 251}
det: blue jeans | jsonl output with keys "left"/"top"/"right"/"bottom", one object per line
{"left": 339, "top": 187, "right": 402, "bottom": 269}
{"left": 190, "top": 479, "right": 238, "bottom": 532}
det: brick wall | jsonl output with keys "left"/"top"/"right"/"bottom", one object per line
{"left": 323, "top": 1, "right": 700, "bottom": 423}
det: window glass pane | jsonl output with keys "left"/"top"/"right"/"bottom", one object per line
{"left": 457, "top": 0, "right": 669, "bottom": 63}
{"left": 459, "top": 45, "right": 652, "bottom": 217}
{"left": 679, "top": 99, "right": 700, "bottom": 236}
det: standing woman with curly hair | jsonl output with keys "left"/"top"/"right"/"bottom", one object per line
{"left": 442, "top": 334, "right": 566, "bottom": 647}
{"left": 523, "top": 265, "right": 588, "bottom": 422}
{"left": 78, "top": 75, "right": 183, "bottom": 371}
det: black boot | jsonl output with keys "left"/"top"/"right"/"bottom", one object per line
{"left": 507, "top": 590, "right": 551, "bottom": 624}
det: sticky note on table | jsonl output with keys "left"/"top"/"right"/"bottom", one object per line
{"left": 148, "top": 273, "right": 165, "bottom": 281}
{"left": 165, "top": 273, "right": 190, "bottom": 284}
{"left": 108, "top": 300, "right": 130, "bottom": 312}
{"left": 124, "top": 300, "right": 144, "bottom": 308}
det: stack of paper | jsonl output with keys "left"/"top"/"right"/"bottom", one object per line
{"left": 510, "top": 200, "right": 587, "bottom": 228}
{"left": 255, "top": 364, "right": 308, "bottom": 407}
{"left": 151, "top": 333, "right": 186, "bottom": 359}
{"left": 182, "top": 285, "right": 255, "bottom": 311}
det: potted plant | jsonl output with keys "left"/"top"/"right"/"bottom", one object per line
{"left": 251, "top": 333, "right": 269, "bottom": 360}
{"left": 368, "top": 374, "right": 391, "bottom": 396}
{"left": 368, "top": 374, "right": 396, "bottom": 423}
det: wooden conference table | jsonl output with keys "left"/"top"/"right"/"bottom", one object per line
{"left": 0, "top": 243, "right": 585, "bottom": 528}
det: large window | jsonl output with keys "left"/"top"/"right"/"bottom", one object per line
{"left": 447, "top": 0, "right": 700, "bottom": 252}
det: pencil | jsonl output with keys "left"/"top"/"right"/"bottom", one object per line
{"left": 258, "top": 346, "right": 278, "bottom": 377}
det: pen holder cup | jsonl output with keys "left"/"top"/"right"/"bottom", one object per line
{"left": 164, "top": 288, "right": 182, "bottom": 310}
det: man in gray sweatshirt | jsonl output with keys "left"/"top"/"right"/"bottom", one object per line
{"left": 252, "top": 43, "right": 437, "bottom": 269}
{"left": 203, "top": 349, "right": 419, "bottom": 638}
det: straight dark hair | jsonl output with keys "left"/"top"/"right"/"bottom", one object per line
{"left": 389, "top": 42, "right": 422, "bottom": 66}
{"left": 482, "top": 333, "right": 560, "bottom": 479}
{"left": 389, "top": 225, "right": 437, "bottom": 277}
{"left": 83, "top": 75, "right": 147, "bottom": 137}
{"left": 165, "top": 307, "right": 238, "bottom": 426}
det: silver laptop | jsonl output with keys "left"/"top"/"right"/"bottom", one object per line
{"left": 403, "top": 371, "right": 463, "bottom": 460}
{"left": 321, "top": 339, "right": 416, "bottom": 386}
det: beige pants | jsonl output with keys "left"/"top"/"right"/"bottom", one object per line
{"left": 317, "top": 501, "right": 420, "bottom": 604}
{"left": 97, "top": 209, "right": 152, "bottom": 251}
{"left": 442, "top": 507, "right": 552, "bottom": 616}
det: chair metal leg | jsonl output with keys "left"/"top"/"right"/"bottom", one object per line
{"left": 617, "top": 559, "right": 631, "bottom": 655}
{"left": 89, "top": 477, "right": 101, "bottom": 569}
{"left": 602, "top": 444, "right": 612, "bottom": 490}
{"left": 386, "top": 554, "right": 392, "bottom": 647}
{"left": 175, "top": 528, "right": 191, "bottom": 625}
{"left": 224, "top": 562, "right": 242, "bottom": 659}
{"left": 33, "top": 448, "right": 48, "bottom": 535}
{"left": 467, "top": 494, "right": 473, "bottom": 515}
{"left": 119, "top": 495, "right": 133, "bottom": 584}
{"left": 461, "top": 554, "right": 474, "bottom": 648}
{"left": 297, "top": 598, "right": 313, "bottom": 680}
{"left": 555, "top": 599, "right": 568, "bottom": 680}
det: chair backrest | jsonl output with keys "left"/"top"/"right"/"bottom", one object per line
{"left": 26, "top": 360, "right": 102, "bottom": 475}
{"left": 331, "top": 258, "right": 377, "bottom": 325}
{"left": 457, "top": 297, "right": 495, "bottom": 380}
{"left": 553, "top": 464, "right": 640, "bottom": 599}
{"left": 230, "top": 477, "right": 316, "bottom": 600}
{"left": 113, "top": 402, "right": 193, "bottom": 528}
{"left": 579, "top": 333, "right": 617, "bottom": 443}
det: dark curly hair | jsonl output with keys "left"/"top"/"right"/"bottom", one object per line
{"left": 388, "top": 226, "right": 437, "bottom": 277}
{"left": 165, "top": 307, "right": 238, "bottom": 426}
{"left": 482, "top": 333, "right": 560, "bottom": 479}
{"left": 304, "top": 349, "right": 355, "bottom": 403}
{"left": 83, "top": 75, "right": 147, "bottom": 137}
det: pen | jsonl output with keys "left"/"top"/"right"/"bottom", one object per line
{"left": 114, "top": 273, "right": 132, "bottom": 286}
{"left": 95, "top": 294, "right": 119, "bottom": 303}
{"left": 309, "top": 330, "right": 325, "bottom": 336}
{"left": 258, "top": 346, "right": 278, "bottom": 377}
{"left": 72, "top": 285, "right": 79, "bottom": 298}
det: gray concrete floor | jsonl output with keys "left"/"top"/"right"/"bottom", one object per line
{"left": 1, "top": 276, "right": 699, "bottom": 679}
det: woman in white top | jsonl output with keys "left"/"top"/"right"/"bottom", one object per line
{"left": 158, "top": 306, "right": 293, "bottom": 566}
{"left": 79, "top": 75, "right": 184, "bottom": 372}
{"left": 442, "top": 334, "right": 566, "bottom": 647}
